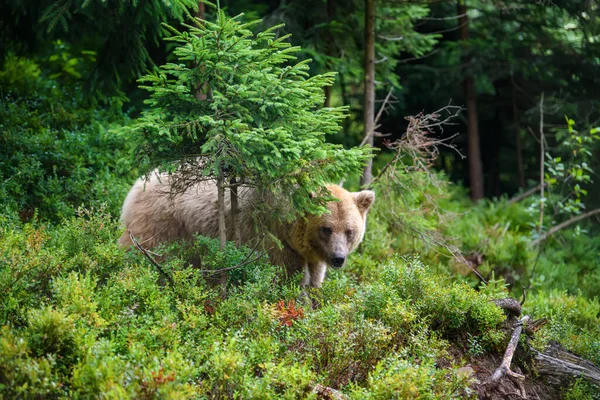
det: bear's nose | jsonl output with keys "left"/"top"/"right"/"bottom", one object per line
{"left": 331, "top": 255, "right": 346, "bottom": 269}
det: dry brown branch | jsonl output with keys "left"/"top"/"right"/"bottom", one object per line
{"left": 129, "top": 231, "right": 174, "bottom": 286}
{"left": 367, "top": 105, "right": 489, "bottom": 282}
{"left": 508, "top": 182, "right": 549, "bottom": 204}
{"left": 372, "top": 104, "right": 464, "bottom": 185}
{"left": 487, "top": 316, "right": 530, "bottom": 387}
{"left": 531, "top": 208, "right": 600, "bottom": 246}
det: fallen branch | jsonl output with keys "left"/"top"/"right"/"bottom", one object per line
{"left": 507, "top": 182, "right": 548, "bottom": 204}
{"left": 487, "top": 316, "right": 530, "bottom": 387}
{"left": 533, "top": 342, "right": 600, "bottom": 387}
{"left": 531, "top": 208, "right": 600, "bottom": 246}
{"left": 493, "top": 298, "right": 522, "bottom": 318}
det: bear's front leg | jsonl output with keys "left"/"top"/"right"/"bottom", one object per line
{"left": 305, "top": 262, "right": 327, "bottom": 288}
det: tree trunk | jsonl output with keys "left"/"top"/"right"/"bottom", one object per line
{"left": 193, "top": 2, "right": 207, "bottom": 101}
{"left": 230, "top": 178, "right": 241, "bottom": 247}
{"left": 195, "top": 1, "right": 205, "bottom": 19}
{"left": 511, "top": 76, "right": 525, "bottom": 188}
{"left": 360, "top": 0, "right": 376, "bottom": 187}
{"left": 458, "top": 1, "right": 484, "bottom": 201}
{"left": 217, "top": 164, "right": 227, "bottom": 250}
{"left": 323, "top": 0, "right": 335, "bottom": 108}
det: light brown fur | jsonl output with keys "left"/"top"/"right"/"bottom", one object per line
{"left": 119, "top": 172, "right": 374, "bottom": 287}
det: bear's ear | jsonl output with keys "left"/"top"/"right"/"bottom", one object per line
{"left": 353, "top": 190, "right": 375, "bottom": 213}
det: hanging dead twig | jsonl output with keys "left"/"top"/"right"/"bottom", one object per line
{"left": 129, "top": 230, "right": 174, "bottom": 286}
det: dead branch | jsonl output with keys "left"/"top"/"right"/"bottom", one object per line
{"left": 372, "top": 104, "right": 464, "bottom": 184}
{"left": 533, "top": 342, "right": 600, "bottom": 387}
{"left": 531, "top": 208, "right": 600, "bottom": 246}
{"left": 129, "top": 231, "right": 174, "bottom": 286}
{"left": 198, "top": 249, "right": 271, "bottom": 275}
{"left": 130, "top": 229, "right": 268, "bottom": 280}
{"left": 397, "top": 48, "right": 440, "bottom": 64}
{"left": 507, "top": 182, "right": 548, "bottom": 204}
{"left": 493, "top": 298, "right": 522, "bottom": 318}
{"left": 487, "top": 316, "right": 530, "bottom": 387}
{"left": 360, "top": 86, "right": 396, "bottom": 147}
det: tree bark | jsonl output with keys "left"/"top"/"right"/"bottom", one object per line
{"left": 193, "top": 2, "right": 207, "bottom": 101}
{"left": 360, "top": 0, "right": 376, "bottom": 187}
{"left": 511, "top": 76, "right": 525, "bottom": 188}
{"left": 230, "top": 178, "right": 241, "bottom": 247}
{"left": 323, "top": 0, "right": 335, "bottom": 107}
{"left": 195, "top": 1, "right": 205, "bottom": 19}
{"left": 538, "top": 93, "right": 545, "bottom": 236}
{"left": 534, "top": 342, "right": 600, "bottom": 386}
{"left": 457, "top": 1, "right": 484, "bottom": 201}
{"left": 217, "top": 164, "right": 227, "bottom": 250}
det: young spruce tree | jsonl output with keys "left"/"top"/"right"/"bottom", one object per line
{"left": 127, "top": 7, "right": 371, "bottom": 249}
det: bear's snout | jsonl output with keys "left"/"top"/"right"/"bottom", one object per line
{"left": 330, "top": 254, "right": 346, "bottom": 269}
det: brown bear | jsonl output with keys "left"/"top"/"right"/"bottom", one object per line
{"left": 118, "top": 173, "right": 374, "bottom": 287}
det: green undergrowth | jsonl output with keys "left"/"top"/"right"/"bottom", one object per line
{"left": 0, "top": 209, "right": 510, "bottom": 398}
{"left": 0, "top": 52, "right": 136, "bottom": 222}
{"left": 368, "top": 170, "right": 600, "bottom": 300}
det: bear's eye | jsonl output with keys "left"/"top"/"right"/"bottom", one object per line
{"left": 345, "top": 229, "right": 354, "bottom": 238}
{"left": 320, "top": 226, "right": 332, "bottom": 235}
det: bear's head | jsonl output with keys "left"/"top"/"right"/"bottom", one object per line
{"left": 304, "top": 184, "right": 375, "bottom": 269}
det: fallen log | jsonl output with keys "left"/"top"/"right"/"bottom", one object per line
{"left": 533, "top": 342, "right": 600, "bottom": 387}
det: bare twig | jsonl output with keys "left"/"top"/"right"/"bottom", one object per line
{"left": 129, "top": 231, "right": 174, "bottom": 286}
{"left": 198, "top": 248, "right": 271, "bottom": 275}
{"left": 531, "top": 208, "right": 600, "bottom": 246}
{"left": 360, "top": 86, "right": 396, "bottom": 147}
{"left": 422, "top": 12, "right": 467, "bottom": 21}
{"left": 508, "top": 182, "right": 549, "bottom": 204}
{"left": 487, "top": 316, "right": 530, "bottom": 387}
{"left": 397, "top": 48, "right": 440, "bottom": 64}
